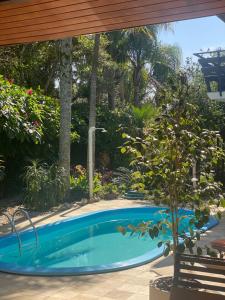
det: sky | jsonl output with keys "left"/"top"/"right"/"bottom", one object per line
{"left": 159, "top": 16, "right": 225, "bottom": 64}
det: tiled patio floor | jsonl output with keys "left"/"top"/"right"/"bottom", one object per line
{"left": 0, "top": 199, "right": 224, "bottom": 300}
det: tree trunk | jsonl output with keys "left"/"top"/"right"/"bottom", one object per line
{"left": 59, "top": 37, "right": 72, "bottom": 192}
{"left": 106, "top": 67, "right": 116, "bottom": 110}
{"left": 108, "top": 88, "right": 116, "bottom": 110}
{"left": 88, "top": 34, "right": 100, "bottom": 198}
{"left": 133, "top": 64, "right": 142, "bottom": 107}
{"left": 119, "top": 74, "right": 125, "bottom": 103}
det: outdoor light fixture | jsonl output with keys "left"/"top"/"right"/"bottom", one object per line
{"left": 194, "top": 50, "right": 225, "bottom": 102}
{"left": 88, "top": 127, "right": 107, "bottom": 199}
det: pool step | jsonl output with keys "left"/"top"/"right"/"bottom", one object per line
{"left": 123, "top": 191, "right": 144, "bottom": 200}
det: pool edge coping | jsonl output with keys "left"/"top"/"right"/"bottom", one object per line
{"left": 0, "top": 206, "right": 219, "bottom": 276}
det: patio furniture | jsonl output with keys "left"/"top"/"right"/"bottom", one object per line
{"left": 171, "top": 253, "right": 225, "bottom": 300}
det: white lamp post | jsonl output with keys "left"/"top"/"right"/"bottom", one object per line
{"left": 88, "top": 126, "right": 107, "bottom": 200}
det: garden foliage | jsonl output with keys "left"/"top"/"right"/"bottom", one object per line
{"left": 0, "top": 76, "right": 59, "bottom": 194}
{"left": 23, "top": 161, "right": 66, "bottom": 211}
{"left": 0, "top": 75, "right": 156, "bottom": 199}
{"left": 70, "top": 165, "right": 125, "bottom": 201}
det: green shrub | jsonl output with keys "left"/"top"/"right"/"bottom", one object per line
{"left": 0, "top": 76, "right": 59, "bottom": 155}
{"left": 70, "top": 165, "right": 125, "bottom": 200}
{"left": 70, "top": 103, "right": 146, "bottom": 169}
{"left": 101, "top": 182, "right": 120, "bottom": 196}
{"left": 113, "top": 167, "right": 132, "bottom": 190}
{"left": 132, "top": 104, "right": 159, "bottom": 127}
{"left": 92, "top": 174, "right": 121, "bottom": 199}
{"left": 0, "top": 76, "right": 60, "bottom": 196}
{"left": 23, "top": 161, "right": 66, "bottom": 211}
{"left": 70, "top": 166, "right": 88, "bottom": 200}
{"left": 70, "top": 167, "right": 103, "bottom": 199}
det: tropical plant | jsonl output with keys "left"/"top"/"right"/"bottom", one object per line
{"left": 132, "top": 104, "right": 159, "bottom": 127}
{"left": 70, "top": 165, "right": 89, "bottom": 199}
{"left": 123, "top": 26, "right": 157, "bottom": 106}
{"left": 152, "top": 43, "right": 182, "bottom": 84}
{"left": 70, "top": 165, "right": 104, "bottom": 198}
{"left": 23, "top": 161, "right": 67, "bottom": 211}
{"left": 122, "top": 25, "right": 174, "bottom": 106}
{"left": 119, "top": 72, "right": 225, "bottom": 277}
{"left": 70, "top": 165, "right": 124, "bottom": 200}
{"left": 104, "top": 26, "right": 180, "bottom": 108}
{"left": 113, "top": 167, "right": 132, "bottom": 187}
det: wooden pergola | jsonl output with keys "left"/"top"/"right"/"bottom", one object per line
{"left": 219, "top": 14, "right": 225, "bottom": 23}
{"left": 0, "top": 0, "right": 225, "bottom": 46}
{"left": 195, "top": 50, "right": 225, "bottom": 101}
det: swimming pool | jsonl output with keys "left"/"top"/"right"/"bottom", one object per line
{"left": 0, "top": 207, "right": 218, "bottom": 276}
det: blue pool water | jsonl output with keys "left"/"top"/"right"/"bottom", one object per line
{"left": 0, "top": 207, "right": 218, "bottom": 275}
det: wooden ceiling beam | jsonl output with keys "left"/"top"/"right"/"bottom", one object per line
{"left": 0, "top": 0, "right": 225, "bottom": 46}
{"left": 0, "top": 0, "right": 221, "bottom": 26}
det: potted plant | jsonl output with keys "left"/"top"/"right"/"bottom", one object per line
{"left": 119, "top": 71, "right": 225, "bottom": 299}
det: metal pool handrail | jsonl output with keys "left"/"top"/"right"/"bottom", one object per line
{"left": 12, "top": 208, "right": 38, "bottom": 256}
{"left": 1, "top": 212, "right": 23, "bottom": 255}
{"left": 1, "top": 212, "right": 14, "bottom": 233}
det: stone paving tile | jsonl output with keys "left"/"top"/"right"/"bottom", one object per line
{"left": 47, "top": 294, "right": 97, "bottom": 300}
{"left": 125, "top": 276, "right": 151, "bottom": 286}
{"left": 104, "top": 289, "right": 134, "bottom": 299}
{"left": 128, "top": 294, "right": 148, "bottom": 300}
{"left": 118, "top": 283, "right": 147, "bottom": 294}
{"left": 76, "top": 296, "right": 115, "bottom": 300}
{"left": 0, "top": 199, "right": 224, "bottom": 300}
{"left": 0, "top": 289, "right": 56, "bottom": 300}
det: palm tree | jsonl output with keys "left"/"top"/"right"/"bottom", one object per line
{"left": 59, "top": 37, "right": 73, "bottom": 192}
{"left": 107, "top": 25, "right": 173, "bottom": 107}
{"left": 106, "top": 31, "right": 129, "bottom": 107}
{"left": 152, "top": 44, "right": 182, "bottom": 84}
{"left": 125, "top": 25, "right": 173, "bottom": 106}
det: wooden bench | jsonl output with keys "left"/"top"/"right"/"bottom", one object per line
{"left": 170, "top": 253, "right": 225, "bottom": 300}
